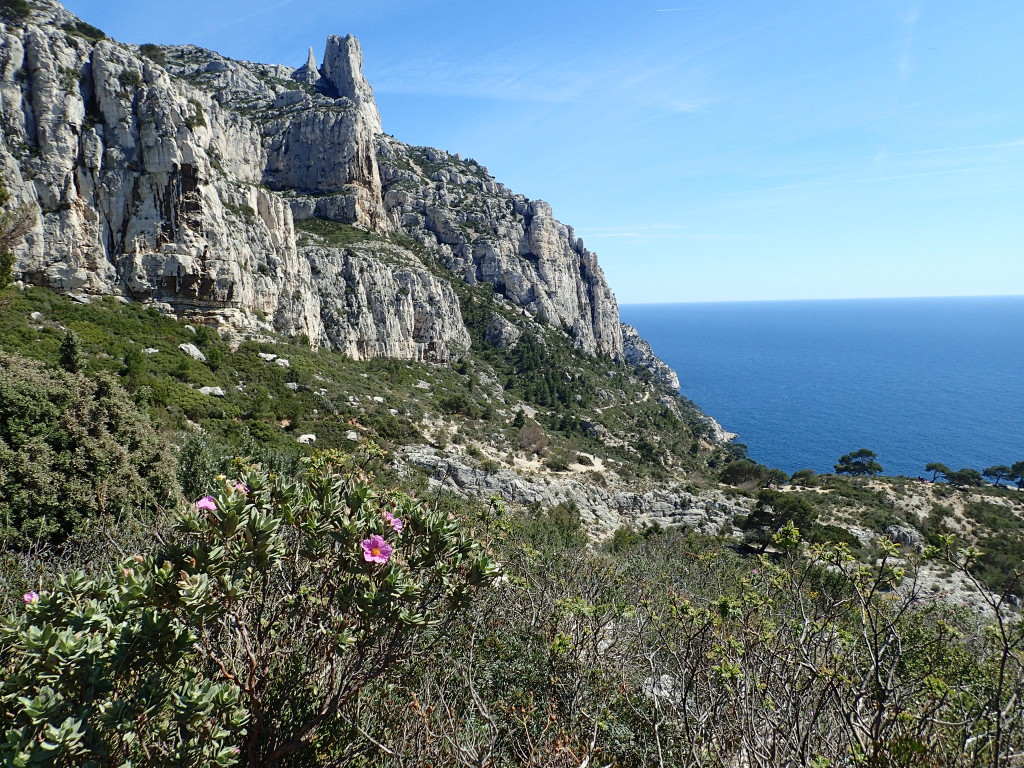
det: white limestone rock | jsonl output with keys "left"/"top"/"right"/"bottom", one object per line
{"left": 399, "top": 446, "right": 749, "bottom": 540}
{"left": 179, "top": 343, "right": 206, "bottom": 361}
{"left": 303, "top": 243, "right": 470, "bottom": 362}
{"left": 378, "top": 140, "right": 624, "bottom": 359}
{"left": 621, "top": 323, "right": 680, "bottom": 392}
{"left": 291, "top": 48, "right": 320, "bottom": 86}
{"left": 484, "top": 313, "right": 521, "bottom": 349}
{"left": 0, "top": 3, "right": 686, "bottom": 388}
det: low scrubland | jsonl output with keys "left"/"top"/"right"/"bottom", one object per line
{"left": 4, "top": 452, "right": 1024, "bottom": 767}
{"left": 2, "top": 287, "right": 1024, "bottom": 766}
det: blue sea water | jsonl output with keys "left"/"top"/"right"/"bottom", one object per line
{"left": 620, "top": 296, "right": 1024, "bottom": 478}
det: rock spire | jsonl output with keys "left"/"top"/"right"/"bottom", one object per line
{"left": 291, "top": 46, "right": 320, "bottom": 85}
{"left": 319, "top": 34, "right": 381, "bottom": 134}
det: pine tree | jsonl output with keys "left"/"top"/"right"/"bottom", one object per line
{"left": 59, "top": 329, "right": 86, "bottom": 374}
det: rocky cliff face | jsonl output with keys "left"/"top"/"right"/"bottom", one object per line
{"left": 621, "top": 323, "right": 680, "bottom": 392}
{"left": 377, "top": 141, "right": 623, "bottom": 358}
{"left": 1, "top": 0, "right": 654, "bottom": 368}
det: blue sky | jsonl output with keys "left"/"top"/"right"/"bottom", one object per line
{"left": 61, "top": 0, "right": 1024, "bottom": 303}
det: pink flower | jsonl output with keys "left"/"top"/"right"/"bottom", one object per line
{"left": 361, "top": 535, "right": 393, "bottom": 565}
{"left": 23, "top": 591, "right": 38, "bottom": 604}
{"left": 384, "top": 512, "right": 404, "bottom": 533}
{"left": 195, "top": 495, "right": 217, "bottom": 511}
{"left": 234, "top": 483, "right": 249, "bottom": 495}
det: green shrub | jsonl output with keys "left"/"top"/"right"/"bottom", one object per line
{"left": 720, "top": 459, "right": 767, "bottom": 487}
{"left": 61, "top": 20, "right": 105, "bottom": 42}
{"left": 0, "top": 353, "right": 177, "bottom": 547}
{"left": 139, "top": 43, "right": 166, "bottom": 65}
{"left": 0, "top": 0, "right": 30, "bottom": 21}
{"left": 119, "top": 69, "right": 143, "bottom": 89}
{"left": 543, "top": 450, "right": 573, "bottom": 472}
{"left": 185, "top": 99, "right": 207, "bottom": 130}
{"left": 294, "top": 217, "right": 384, "bottom": 248}
{"left": 436, "top": 391, "right": 479, "bottom": 418}
{"left": 0, "top": 454, "right": 498, "bottom": 766}
{"left": 809, "top": 522, "right": 863, "bottom": 551}
{"left": 515, "top": 500, "right": 586, "bottom": 550}
{"left": 791, "top": 468, "right": 819, "bottom": 487}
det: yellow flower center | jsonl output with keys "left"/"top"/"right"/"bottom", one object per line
{"left": 371, "top": 547, "right": 381, "bottom": 557}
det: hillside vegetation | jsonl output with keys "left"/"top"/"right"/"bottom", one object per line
{"left": 2, "top": 284, "right": 1024, "bottom": 767}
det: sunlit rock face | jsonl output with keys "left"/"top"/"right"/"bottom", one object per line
{"left": 0, "top": 0, "right": 633, "bottom": 362}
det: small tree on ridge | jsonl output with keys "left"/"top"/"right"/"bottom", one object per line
{"left": 835, "top": 448, "right": 883, "bottom": 477}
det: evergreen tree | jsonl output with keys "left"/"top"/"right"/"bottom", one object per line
{"left": 58, "top": 329, "right": 85, "bottom": 374}
{"left": 835, "top": 448, "right": 883, "bottom": 477}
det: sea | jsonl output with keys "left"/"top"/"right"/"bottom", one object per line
{"left": 620, "top": 296, "right": 1024, "bottom": 478}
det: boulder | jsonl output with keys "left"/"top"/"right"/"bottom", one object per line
{"left": 885, "top": 525, "right": 924, "bottom": 548}
{"left": 179, "top": 343, "right": 207, "bottom": 362}
{"left": 484, "top": 313, "right": 521, "bottom": 349}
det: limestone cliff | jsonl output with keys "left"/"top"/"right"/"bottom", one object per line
{"left": 1, "top": 0, "right": 659, "bottom": 369}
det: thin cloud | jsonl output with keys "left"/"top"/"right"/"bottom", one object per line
{"left": 899, "top": 139, "right": 1024, "bottom": 156}
{"left": 373, "top": 47, "right": 712, "bottom": 114}
{"left": 577, "top": 225, "right": 745, "bottom": 241}
{"left": 721, "top": 163, "right": 1017, "bottom": 199}
{"left": 897, "top": 1, "right": 921, "bottom": 88}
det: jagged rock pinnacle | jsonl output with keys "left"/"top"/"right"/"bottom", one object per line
{"left": 291, "top": 46, "right": 320, "bottom": 85}
{"left": 320, "top": 34, "right": 381, "bottom": 134}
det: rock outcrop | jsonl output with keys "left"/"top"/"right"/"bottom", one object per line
{"left": 621, "top": 323, "right": 680, "bottom": 391}
{"left": 400, "top": 445, "right": 749, "bottom": 539}
{"left": 378, "top": 141, "right": 623, "bottom": 358}
{"left": 291, "top": 48, "right": 320, "bottom": 86}
{"left": 0, "top": 0, "right": 662, "bottom": 370}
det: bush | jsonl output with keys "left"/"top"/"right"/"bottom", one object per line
{"left": 436, "top": 391, "right": 479, "bottom": 419}
{"left": 0, "top": 0, "right": 30, "bottom": 21}
{"left": 0, "top": 454, "right": 499, "bottom": 766}
{"left": 543, "top": 451, "right": 571, "bottom": 472}
{"left": 720, "top": 459, "right": 767, "bottom": 487}
{"left": 0, "top": 353, "right": 177, "bottom": 547}
{"left": 516, "top": 424, "right": 549, "bottom": 456}
{"left": 139, "top": 43, "right": 166, "bottom": 65}
{"left": 119, "top": 69, "right": 143, "bottom": 89}
{"left": 61, "top": 20, "right": 105, "bottom": 41}
{"left": 791, "top": 468, "right": 819, "bottom": 487}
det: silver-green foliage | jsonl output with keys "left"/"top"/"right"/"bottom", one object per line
{"left": 1, "top": 452, "right": 499, "bottom": 766}
{"left": 0, "top": 352, "right": 176, "bottom": 548}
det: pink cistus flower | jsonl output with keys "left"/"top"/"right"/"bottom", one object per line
{"left": 361, "top": 535, "right": 393, "bottom": 565}
{"left": 234, "top": 483, "right": 249, "bottom": 495}
{"left": 195, "top": 495, "right": 217, "bottom": 511}
{"left": 384, "top": 512, "right": 404, "bottom": 533}
{"left": 23, "top": 591, "right": 38, "bottom": 605}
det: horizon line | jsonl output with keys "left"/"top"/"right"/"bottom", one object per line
{"left": 619, "top": 292, "right": 1024, "bottom": 307}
